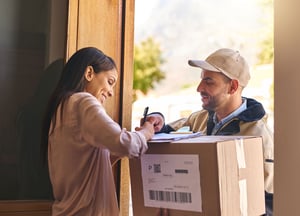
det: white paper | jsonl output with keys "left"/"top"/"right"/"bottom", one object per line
{"left": 141, "top": 154, "right": 202, "bottom": 212}
{"left": 149, "top": 132, "right": 202, "bottom": 142}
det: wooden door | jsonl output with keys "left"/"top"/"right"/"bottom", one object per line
{"left": 67, "top": 1, "right": 135, "bottom": 215}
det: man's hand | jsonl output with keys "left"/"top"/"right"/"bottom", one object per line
{"left": 139, "top": 113, "right": 165, "bottom": 133}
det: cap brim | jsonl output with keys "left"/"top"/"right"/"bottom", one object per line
{"left": 188, "top": 60, "right": 221, "bottom": 72}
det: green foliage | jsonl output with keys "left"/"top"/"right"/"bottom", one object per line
{"left": 257, "top": 0, "right": 274, "bottom": 64}
{"left": 269, "top": 81, "right": 274, "bottom": 111}
{"left": 133, "top": 37, "right": 166, "bottom": 101}
{"left": 256, "top": 0, "right": 274, "bottom": 113}
{"left": 257, "top": 34, "right": 274, "bottom": 65}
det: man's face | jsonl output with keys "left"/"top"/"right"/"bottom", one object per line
{"left": 196, "top": 70, "right": 232, "bottom": 111}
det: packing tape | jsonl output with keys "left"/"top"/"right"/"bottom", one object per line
{"left": 239, "top": 179, "right": 248, "bottom": 216}
{"left": 235, "top": 138, "right": 246, "bottom": 169}
{"left": 235, "top": 139, "right": 248, "bottom": 216}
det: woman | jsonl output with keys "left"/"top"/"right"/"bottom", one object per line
{"left": 41, "top": 47, "right": 156, "bottom": 215}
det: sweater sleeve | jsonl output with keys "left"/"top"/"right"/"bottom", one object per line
{"left": 76, "top": 93, "right": 148, "bottom": 157}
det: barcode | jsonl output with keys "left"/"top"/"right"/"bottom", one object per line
{"left": 153, "top": 164, "right": 161, "bottom": 173}
{"left": 149, "top": 190, "right": 192, "bottom": 203}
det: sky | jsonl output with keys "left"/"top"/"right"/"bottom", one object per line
{"left": 135, "top": 0, "right": 260, "bottom": 29}
{"left": 134, "top": 1, "right": 158, "bottom": 28}
{"left": 134, "top": 0, "right": 270, "bottom": 95}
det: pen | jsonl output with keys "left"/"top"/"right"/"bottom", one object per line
{"left": 142, "top": 106, "right": 149, "bottom": 125}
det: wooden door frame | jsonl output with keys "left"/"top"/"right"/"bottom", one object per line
{"left": 67, "top": 0, "right": 135, "bottom": 215}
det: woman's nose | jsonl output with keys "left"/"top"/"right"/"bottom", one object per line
{"left": 108, "top": 89, "right": 114, "bottom": 97}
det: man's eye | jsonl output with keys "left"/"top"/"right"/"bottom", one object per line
{"left": 202, "top": 79, "right": 213, "bottom": 85}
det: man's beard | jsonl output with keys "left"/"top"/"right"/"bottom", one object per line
{"left": 201, "top": 93, "right": 217, "bottom": 112}
{"left": 202, "top": 103, "right": 215, "bottom": 112}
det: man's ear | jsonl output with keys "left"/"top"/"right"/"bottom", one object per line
{"left": 84, "top": 66, "right": 94, "bottom": 81}
{"left": 229, "top": 79, "right": 239, "bottom": 94}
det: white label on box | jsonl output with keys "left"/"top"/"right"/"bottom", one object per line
{"left": 141, "top": 154, "right": 202, "bottom": 212}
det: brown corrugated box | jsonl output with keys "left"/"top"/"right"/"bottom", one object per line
{"left": 129, "top": 136, "right": 265, "bottom": 216}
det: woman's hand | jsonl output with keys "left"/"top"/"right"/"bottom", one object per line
{"left": 135, "top": 120, "right": 155, "bottom": 140}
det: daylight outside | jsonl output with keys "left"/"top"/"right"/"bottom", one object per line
{"left": 132, "top": 0, "right": 273, "bottom": 130}
{"left": 130, "top": 0, "right": 273, "bottom": 214}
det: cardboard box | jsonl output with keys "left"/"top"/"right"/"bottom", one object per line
{"left": 129, "top": 136, "right": 265, "bottom": 216}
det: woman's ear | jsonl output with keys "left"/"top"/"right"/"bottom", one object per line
{"left": 84, "top": 66, "right": 94, "bottom": 81}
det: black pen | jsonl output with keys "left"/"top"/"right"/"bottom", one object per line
{"left": 142, "top": 106, "right": 149, "bottom": 125}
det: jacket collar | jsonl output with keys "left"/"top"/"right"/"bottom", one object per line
{"left": 208, "top": 97, "right": 265, "bottom": 123}
{"left": 207, "top": 97, "right": 266, "bottom": 135}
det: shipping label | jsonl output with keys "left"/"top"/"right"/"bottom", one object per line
{"left": 141, "top": 154, "right": 202, "bottom": 212}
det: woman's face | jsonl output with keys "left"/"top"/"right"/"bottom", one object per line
{"left": 85, "top": 67, "right": 118, "bottom": 104}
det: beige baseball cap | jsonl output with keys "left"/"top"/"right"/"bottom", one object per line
{"left": 188, "top": 48, "right": 251, "bottom": 87}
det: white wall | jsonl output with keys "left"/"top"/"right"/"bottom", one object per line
{"left": 274, "top": 0, "right": 300, "bottom": 214}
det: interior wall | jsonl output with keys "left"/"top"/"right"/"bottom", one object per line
{"left": 47, "top": 0, "right": 67, "bottom": 64}
{"left": 0, "top": 0, "right": 64, "bottom": 199}
{"left": 274, "top": 0, "right": 300, "bottom": 214}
